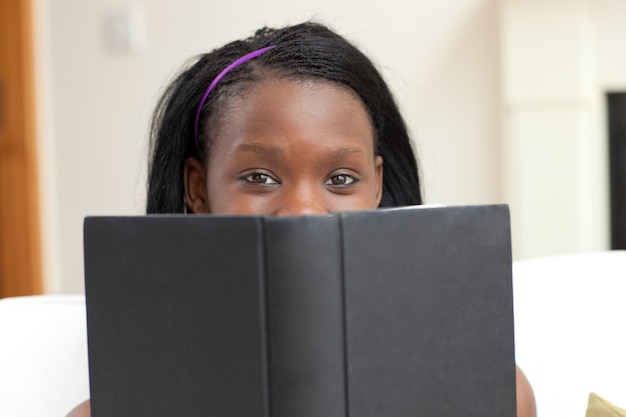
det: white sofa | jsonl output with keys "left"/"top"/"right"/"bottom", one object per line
{"left": 0, "top": 295, "right": 89, "bottom": 417}
{"left": 0, "top": 251, "right": 624, "bottom": 416}
{"left": 513, "top": 250, "right": 626, "bottom": 416}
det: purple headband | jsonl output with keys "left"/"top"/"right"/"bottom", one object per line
{"left": 194, "top": 45, "right": 276, "bottom": 150}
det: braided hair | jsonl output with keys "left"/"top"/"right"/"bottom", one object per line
{"left": 146, "top": 22, "right": 422, "bottom": 213}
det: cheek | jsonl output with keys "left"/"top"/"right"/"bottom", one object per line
{"left": 211, "top": 197, "right": 273, "bottom": 215}
{"left": 326, "top": 193, "right": 379, "bottom": 213}
{"left": 325, "top": 181, "right": 382, "bottom": 212}
{"left": 204, "top": 183, "right": 237, "bottom": 214}
{"left": 205, "top": 180, "right": 273, "bottom": 215}
{"left": 207, "top": 185, "right": 378, "bottom": 216}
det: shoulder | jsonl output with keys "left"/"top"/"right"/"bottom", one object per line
{"left": 66, "top": 399, "right": 90, "bottom": 417}
{"left": 516, "top": 366, "right": 536, "bottom": 417}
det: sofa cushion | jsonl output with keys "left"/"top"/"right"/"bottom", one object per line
{"left": 587, "top": 393, "right": 626, "bottom": 417}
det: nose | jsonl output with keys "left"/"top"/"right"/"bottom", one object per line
{"left": 273, "top": 186, "right": 330, "bottom": 217}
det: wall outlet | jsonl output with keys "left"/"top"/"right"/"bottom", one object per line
{"left": 103, "top": 6, "right": 146, "bottom": 52}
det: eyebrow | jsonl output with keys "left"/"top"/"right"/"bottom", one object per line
{"left": 325, "top": 147, "right": 368, "bottom": 163}
{"left": 231, "top": 143, "right": 369, "bottom": 162}
{"left": 231, "top": 143, "right": 284, "bottom": 159}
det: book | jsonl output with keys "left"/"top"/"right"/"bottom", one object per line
{"left": 83, "top": 204, "right": 515, "bottom": 417}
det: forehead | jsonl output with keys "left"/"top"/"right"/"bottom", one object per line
{"left": 210, "top": 78, "right": 375, "bottom": 156}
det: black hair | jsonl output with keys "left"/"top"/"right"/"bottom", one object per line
{"left": 147, "top": 22, "right": 422, "bottom": 213}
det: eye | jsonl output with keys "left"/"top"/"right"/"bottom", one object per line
{"left": 324, "top": 174, "right": 357, "bottom": 186}
{"left": 242, "top": 171, "right": 279, "bottom": 185}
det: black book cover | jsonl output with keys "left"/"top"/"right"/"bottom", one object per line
{"left": 83, "top": 205, "right": 515, "bottom": 417}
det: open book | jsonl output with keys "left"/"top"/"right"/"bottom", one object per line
{"left": 84, "top": 204, "right": 515, "bottom": 417}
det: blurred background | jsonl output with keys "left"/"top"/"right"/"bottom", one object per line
{"left": 1, "top": 0, "right": 624, "bottom": 295}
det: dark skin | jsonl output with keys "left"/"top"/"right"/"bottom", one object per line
{"left": 185, "top": 79, "right": 383, "bottom": 216}
{"left": 67, "top": 78, "right": 536, "bottom": 417}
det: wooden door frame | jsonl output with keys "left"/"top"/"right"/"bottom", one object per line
{"left": 0, "top": 0, "right": 42, "bottom": 297}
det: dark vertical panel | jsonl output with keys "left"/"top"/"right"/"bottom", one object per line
{"left": 607, "top": 93, "right": 626, "bottom": 249}
{"left": 85, "top": 216, "right": 267, "bottom": 417}
{"left": 264, "top": 216, "right": 346, "bottom": 417}
{"left": 342, "top": 206, "right": 515, "bottom": 417}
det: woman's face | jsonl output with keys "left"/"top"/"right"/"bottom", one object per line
{"left": 184, "top": 78, "right": 383, "bottom": 216}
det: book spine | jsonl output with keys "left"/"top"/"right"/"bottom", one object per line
{"left": 263, "top": 216, "right": 347, "bottom": 417}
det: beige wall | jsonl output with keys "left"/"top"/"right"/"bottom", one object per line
{"left": 34, "top": 0, "right": 503, "bottom": 293}
{"left": 501, "top": 0, "right": 626, "bottom": 259}
{"left": 31, "top": 0, "right": 625, "bottom": 293}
